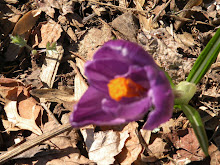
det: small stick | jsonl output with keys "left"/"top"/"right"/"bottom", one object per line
{"left": 0, "top": 124, "right": 73, "bottom": 164}
{"left": 74, "top": 0, "right": 149, "bottom": 14}
{"left": 153, "top": 0, "right": 172, "bottom": 23}
{"left": 40, "top": 101, "right": 61, "bottom": 125}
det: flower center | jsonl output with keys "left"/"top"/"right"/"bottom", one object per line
{"left": 107, "top": 77, "right": 146, "bottom": 101}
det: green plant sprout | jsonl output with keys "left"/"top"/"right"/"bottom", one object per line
{"left": 10, "top": 35, "right": 57, "bottom": 55}
{"left": 170, "top": 28, "right": 220, "bottom": 156}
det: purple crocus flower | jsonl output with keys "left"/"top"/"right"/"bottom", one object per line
{"left": 70, "top": 40, "right": 174, "bottom": 130}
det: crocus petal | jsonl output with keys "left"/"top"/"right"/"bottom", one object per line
{"left": 117, "top": 97, "right": 152, "bottom": 121}
{"left": 70, "top": 40, "right": 174, "bottom": 130}
{"left": 85, "top": 59, "right": 129, "bottom": 93}
{"left": 94, "top": 40, "right": 157, "bottom": 67}
{"left": 102, "top": 97, "right": 152, "bottom": 122}
{"left": 119, "top": 65, "right": 150, "bottom": 89}
{"left": 143, "top": 66, "right": 174, "bottom": 130}
{"left": 70, "top": 87, "right": 127, "bottom": 127}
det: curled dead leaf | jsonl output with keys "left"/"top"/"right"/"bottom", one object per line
{"left": 30, "top": 88, "right": 76, "bottom": 103}
{"left": 116, "top": 122, "right": 143, "bottom": 165}
{"left": 12, "top": 9, "right": 41, "bottom": 36}
{"left": 0, "top": 78, "right": 42, "bottom": 135}
{"left": 81, "top": 128, "right": 129, "bottom": 165}
{"left": 4, "top": 101, "right": 42, "bottom": 135}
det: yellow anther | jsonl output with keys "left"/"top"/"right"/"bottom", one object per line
{"left": 107, "top": 77, "right": 146, "bottom": 101}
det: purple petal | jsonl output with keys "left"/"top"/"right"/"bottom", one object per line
{"left": 120, "top": 65, "right": 150, "bottom": 89}
{"left": 85, "top": 59, "right": 129, "bottom": 93}
{"left": 70, "top": 87, "right": 127, "bottom": 127}
{"left": 102, "top": 97, "right": 152, "bottom": 122}
{"left": 93, "top": 40, "right": 157, "bottom": 67}
{"left": 143, "top": 66, "right": 174, "bottom": 130}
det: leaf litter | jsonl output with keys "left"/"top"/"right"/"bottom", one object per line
{"left": 0, "top": 0, "right": 220, "bottom": 164}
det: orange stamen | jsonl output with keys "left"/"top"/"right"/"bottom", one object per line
{"left": 107, "top": 77, "right": 146, "bottom": 101}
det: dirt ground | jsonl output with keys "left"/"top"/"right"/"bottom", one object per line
{"left": 0, "top": 0, "right": 220, "bottom": 164}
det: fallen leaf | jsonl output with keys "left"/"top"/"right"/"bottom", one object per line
{"left": 4, "top": 100, "right": 42, "bottom": 135}
{"left": 169, "top": 128, "right": 206, "bottom": 163}
{"left": 0, "top": 3, "right": 21, "bottom": 38}
{"left": 34, "top": 20, "right": 63, "bottom": 48}
{"left": 81, "top": 128, "right": 129, "bottom": 165}
{"left": 12, "top": 9, "right": 41, "bottom": 36}
{"left": 112, "top": 12, "right": 139, "bottom": 42}
{"left": 176, "top": 32, "right": 196, "bottom": 47}
{"left": 78, "top": 24, "right": 113, "bottom": 60}
{"left": 116, "top": 122, "right": 143, "bottom": 164}
{"left": 74, "top": 71, "right": 88, "bottom": 101}
{"left": 209, "top": 143, "right": 220, "bottom": 165}
{"left": 0, "top": 78, "right": 42, "bottom": 135}
{"left": 38, "top": 0, "right": 75, "bottom": 17}
{"left": 76, "top": 57, "right": 86, "bottom": 78}
{"left": 0, "top": 78, "right": 25, "bottom": 100}
{"left": 30, "top": 89, "right": 76, "bottom": 103}
{"left": 148, "top": 137, "right": 168, "bottom": 159}
{"left": 134, "top": 0, "right": 158, "bottom": 31}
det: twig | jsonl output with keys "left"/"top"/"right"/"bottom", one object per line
{"left": 153, "top": 0, "right": 172, "bottom": 23}
{"left": 69, "top": 51, "right": 87, "bottom": 62}
{"left": 68, "top": 60, "right": 87, "bottom": 84}
{"left": 74, "top": 0, "right": 150, "bottom": 14}
{"left": 168, "top": 14, "right": 214, "bottom": 26}
{"left": 174, "top": 0, "right": 203, "bottom": 30}
{"left": 40, "top": 101, "right": 61, "bottom": 125}
{"left": 0, "top": 124, "right": 73, "bottom": 164}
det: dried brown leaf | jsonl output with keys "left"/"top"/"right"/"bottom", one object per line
{"left": 112, "top": 12, "right": 138, "bottom": 42}
{"left": 176, "top": 32, "right": 195, "bottom": 47}
{"left": 0, "top": 78, "right": 42, "bottom": 135}
{"left": 34, "top": 20, "right": 62, "bottom": 48}
{"left": 4, "top": 101, "right": 42, "bottom": 135}
{"left": 81, "top": 128, "right": 129, "bottom": 164}
{"left": 30, "top": 89, "right": 76, "bottom": 103}
{"left": 148, "top": 137, "right": 167, "bottom": 159}
{"left": 116, "top": 122, "right": 143, "bottom": 165}
{"left": 38, "top": 0, "right": 75, "bottom": 17}
{"left": 209, "top": 143, "right": 220, "bottom": 165}
{"left": 12, "top": 9, "right": 41, "bottom": 36}
{"left": 74, "top": 73, "right": 88, "bottom": 101}
{"left": 170, "top": 128, "right": 206, "bottom": 163}
{"left": 78, "top": 25, "right": 113, "bottom": 60}
{"left": 75, "top": 57, "right": 86, "bottom": 78}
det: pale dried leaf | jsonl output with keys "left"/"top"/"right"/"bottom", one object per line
{"left": 67, "top": 26, "right": 77, "bottom": 42}
{"left": 35, "top": 20, "right": 62, "bottom": 48}
{"left": 116, "top": 122, "right": 143, "bottom": 165}
{"left": 40, "top": 45, "right": 64, "bottom": 88}
{"left": 38, "top": 0, "right": 75, "bottom": 17}
{"left": 4, "top": 101, "right": 42, "bottom": 135}
{"left": 30, "top": 89, "right": 76, "bottom": 103}
{"left": 0, "top": 78, "right": 24, "bottom": 99}
{"left": 176, "top": 32, "right": 195, "bottom": 47}
{"left": 160, "top": 118, "right": 175, "bottom": 133}
{"left": 148, "top": 137, "right": 167, "bottom": 159}
{"left": 81, "top": 128, "right": 129, "bottom": 165}
{"left": 78, "top": 25, "right": 113, "bottom": 60}
{"left": 1, "top": 119, "right": 20, "bottom": 132}
{"left": 209, "top": 143, "right": 220, "bottom": 165}
{"left": 112, "top": 12, "right": 138, "bottom": 42}
{"left": 75, "top": 57, "right": 86, "bottom": 78}
{"left": 74, "top": 73, "right": 88, "bottom": 101}
{"left": 135, "top": 0, "right": 157, "bottom": 31}
{"left": 140, "top": 129, "right": 151, "bottom": 145}
{"left": 18, "top": 97, "right": 41, "bottom": 120}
